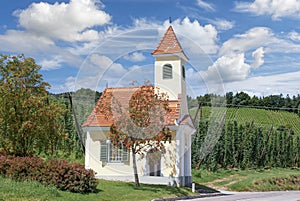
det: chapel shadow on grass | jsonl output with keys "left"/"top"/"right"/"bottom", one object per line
{"left": 125, "top": 182, "right": 219, "bottom": 197}
{"left": 126, "top": 183, "right": 190, "bottom": 197}
{"left": 193, "top": 183, "right": 219, "bottom": 194}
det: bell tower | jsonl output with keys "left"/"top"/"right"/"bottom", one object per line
{"left": 151, "top": 26, "right": 189, "bottom": 114}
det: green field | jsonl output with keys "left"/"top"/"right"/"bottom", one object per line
{"left": 190, "top": 106, "right": 300, "bottom": 134}
{"left": 193, "top": 168, "right": 300, "bottom": 192}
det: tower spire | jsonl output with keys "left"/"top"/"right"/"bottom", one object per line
{"left": 151, "top": 26, "right": 188, "bottom": 60}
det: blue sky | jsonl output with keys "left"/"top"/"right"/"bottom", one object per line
{"left": 1, "top": 0, "right": 300, "bottom": 97}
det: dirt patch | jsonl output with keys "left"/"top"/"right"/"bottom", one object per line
{"left": 203, "top": 174, "right": 245, "bottom": 191}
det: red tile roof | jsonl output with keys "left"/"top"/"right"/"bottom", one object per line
{"left": 82, "top": 86, "right": 182, "bottom": 128}
{"left": 151, "top": 26, "right": 188, "bottom": 59}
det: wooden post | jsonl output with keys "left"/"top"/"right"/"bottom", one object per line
{"left": 193, "top": 102, "right": 202, "bottom": 125}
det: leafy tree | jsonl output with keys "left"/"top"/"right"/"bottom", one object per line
{"left": 0, "top": 54, "right": 65, "bottom": 156}
{"left": 98, "top": 85, "right": 171, "bottom": 187}
{"left": 232, "top": 92, "right": 251, "bottom": 106}
{"left": 225, "top": 92, "right": 233, "bottom": 106}
{"left": 197, "top": 94, "right": 212, "bottom": 106}
{"left": 250, "top": 95, "right": 260, "bottom": 106}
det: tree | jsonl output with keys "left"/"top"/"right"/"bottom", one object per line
{"left": 232, "top": 92, "right": 251, "bottom": 106}
{"left": 98, "top": 85, "right": 171, "bottom": 187}
{"left": 0, "top": 54, "right": 65, "bottom": 156}
{"left": 225, "top": 92, "right": 233, "bottom": 106}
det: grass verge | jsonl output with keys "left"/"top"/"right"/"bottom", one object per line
{"left": 193, "top": 167, "right": 300, "bottom": 191}
{"left": 0, "top": 177, "right": 194, "bottom": 201}
{"left": 2, "top": 168, "right": 300, "bottom": 200}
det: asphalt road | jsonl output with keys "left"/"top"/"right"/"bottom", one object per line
{"left": 184, "top": 191, "right": 300, "bottom": 201}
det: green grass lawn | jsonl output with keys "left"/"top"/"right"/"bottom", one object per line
{"left": 193, "top": 167, "right": 300, "bottom": 191}
{"left": 1, "top": 168, "right": 300, "bottom": 200}
{"left": 0, "top": 177, "right": 194, "bottom": 201}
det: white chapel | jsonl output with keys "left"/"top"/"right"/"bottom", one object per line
{"left": 82, "top": 26, "right": 196, "bottom": 186}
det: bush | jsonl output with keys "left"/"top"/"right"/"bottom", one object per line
{"left": 0, "top": 156, "right": 97, "bottom": 193}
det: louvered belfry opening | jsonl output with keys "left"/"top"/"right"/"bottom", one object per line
{"left": 163, "top": 64, "right": 172, "bottom": 79}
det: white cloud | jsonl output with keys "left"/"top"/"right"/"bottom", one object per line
{"left": 288, "top": 31, "right": 300, "bottom": 41}
{"left": 200, "top": 53, "right": 251, "bottom": 83}
{"left": 89, "top": 54, "right": 127, "bottom": 77}
{"left": 252, "top": 47, "right": 265, "bottom": 68}
{"left": 163, "top": 17, "right": 219, "bottom": 54}
{"left": 123, "top": 52, "right": 146, "bottom": 62}
{"left": 196, "top": 0, "right": 215, "bottom": 12}
{"left": 63, "top": 59, "right": 155, "bottom": 92}
{"left": 235, "top": 0, "right": 300, "bottom": 20}
{"left": 62, "top": 53, "right": 129, "bottom": 91}
{"left": 62, "top": 76, "right": 77, "bottom": 92}
{"left": 70, "top": 17, "right": 219, "bottom": 61}
{"left": 14, "top": 0, "right": 111, "bottom": 42}
{"left": 212, "top": 19, "right": 235, "bottom": 31}
{"left": 225, "top": 71, "right": 300, "bottom": 96}
{"left": 118, "top": 64, "right": 154, "bottom": 86}
{"left": 130, "top": 17, "right": 219, "bottom": 55}
{"left": 219, "top": 26, "right": 300, "bottom": 57}
{"left": 39, "top": 56, "right": 63, "bottom": 70}
{"left": 197, "top": 26, "right": 300, "bottom": 87}
{"left": 219, "top": 27, "right": 273, "bottom": 55}
{"left": 0, "top": 30, "right": 54, "bottom": 53}
{"left": 76, "top": 30, "right": 100, "bottom": 41}
{"left": 186, "top": 68, "right": 202, "bottom": 83}
{"left": 0, "top": 0, "right": 112, "bottom": 73}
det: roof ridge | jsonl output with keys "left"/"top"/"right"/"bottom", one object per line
{"left": 105, "top": 85, "right": 153, "bottom": 91}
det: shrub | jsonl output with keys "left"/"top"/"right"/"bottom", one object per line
{"left": 0, "top": 156, "right": 97, "bottom": 193}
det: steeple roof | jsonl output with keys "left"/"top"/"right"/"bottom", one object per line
{"left": 151, "top": 26, "right": 188, "bottom": 59}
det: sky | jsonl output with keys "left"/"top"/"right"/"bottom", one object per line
{"left": 1, "top": 0, "right": 300, "bottom": 98}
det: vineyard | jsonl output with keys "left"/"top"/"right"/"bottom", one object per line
{"left": 191, "top": 105, "right": 300, "bottom": 171}
{"left": 190, "top": 106, "right": 300, "bottom": 135}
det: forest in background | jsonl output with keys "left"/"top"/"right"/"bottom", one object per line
{"left": 189, "top": 91, "right": 300, "bottom": 114}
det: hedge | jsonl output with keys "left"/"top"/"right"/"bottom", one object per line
{"left": 0, "top": 155, "right": 97, "bottom": 193}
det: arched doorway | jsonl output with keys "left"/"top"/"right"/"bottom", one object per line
{"left": 146, "top": 149, "right": 161, "bottom": 176}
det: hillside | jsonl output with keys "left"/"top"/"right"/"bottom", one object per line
{"left": 190, "top": 106, "right": 300, "bottom": 135}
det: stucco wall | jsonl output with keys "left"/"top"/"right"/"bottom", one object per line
{"left": 86, "top": 131, "right": 177, "bottom": 178}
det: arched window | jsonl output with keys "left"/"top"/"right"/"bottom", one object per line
{"left": 163, "top": 64, "right": 172, "bottom": 79}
